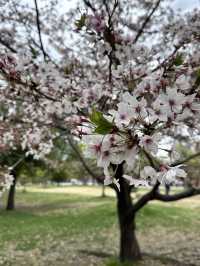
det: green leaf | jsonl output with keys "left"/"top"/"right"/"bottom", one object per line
{"left": 75, "top": 14, "right": 86, "bottom": 30}
{"left": 90, "top": 109, "right": 114, "bottom": 135}
{"left": 94, "top": 122, "right": 113, "bottom": 134}
{"left": 173, "top": 54, "right": 184, "bottom": 66}
{"left": 195, "top": 68, "right": 200, "bottom": 86}
{"left": 89, "top": 109, "right": 103, "bottom": 125}
{"left": 30, "top": 46, "right": 39, "bottom": 59}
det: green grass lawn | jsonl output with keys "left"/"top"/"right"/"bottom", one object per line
{"left": 0, "top": 186, "right": 199, "bottom": 266}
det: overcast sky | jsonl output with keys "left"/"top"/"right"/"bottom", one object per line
{"left": 174, "top": 0, "right": 200, "bottom": 10}
{"left": 64, "top": 0, "right": 200, "bottom": 11}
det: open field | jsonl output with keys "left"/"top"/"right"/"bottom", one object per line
{"left": 0, "top": 186, "right": 200, "bottom": 266}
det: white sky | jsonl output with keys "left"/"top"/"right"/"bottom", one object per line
{"left": 25, "top": 0, "right": 200, "bottom": 11}
{"left": 61, "top": 0, "right": 200, "bottom": 11}
{"left": 173, "top": 0, "right": 200, "bottom": 10}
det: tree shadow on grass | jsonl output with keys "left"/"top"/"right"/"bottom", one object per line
{"left": 143, "top": 252, "right": 197, "bottom": 266}
{"left": 79, "top": 249, "right": 112, "bottom": 258}
{"left": 79, "top": 249, "right": 197, "bottom": 266}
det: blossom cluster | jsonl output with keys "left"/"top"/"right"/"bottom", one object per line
{"left": 0, "top": 1, "right": 200, "bottom": 194}
{"left": 0, "top": 170, "right": 13, "bottom": 197}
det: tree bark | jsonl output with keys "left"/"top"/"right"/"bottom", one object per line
{"left": 6, "top": 171, "right": 17, "bottom": 211}
{"left": 114, "top": 163, "right": 141, "bottom": 262}
{"left": 119, "top": 215, "right": 141, "bottom": 262}
{"left": 101, "top": 184, "right": 106, "bottom": 197}
{"left": 165, "top": 184, "right": 170, "bottom": 195}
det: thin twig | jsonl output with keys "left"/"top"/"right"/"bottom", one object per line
{"left": 34, "top": 0, "right": 46, "bottom": 60}
{"left": 83, "top": 0, "right": 96, "bottom": 12}
{"left": 134, "top": 0, "right": 162, "bottom": 43}
{"left": 0, "top": 38, "right": 17, "bottom": 53}
{"left": 170, "top": 152, "right": 200, "bottom": 167}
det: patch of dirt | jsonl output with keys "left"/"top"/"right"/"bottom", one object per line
{"left": 138, "top": 228, "right": 200, "bottom": 266}
{"left": 0, "top": 227, "right": 199, "bottom": 266}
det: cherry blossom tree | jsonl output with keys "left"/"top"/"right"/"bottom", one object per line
{"left": 1, "top": 0, "right": 200, "bottom": 263}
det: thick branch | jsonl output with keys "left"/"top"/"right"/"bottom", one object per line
{"left": 154, "top": 187, "right": 200, "bottom": 201}
{"left": 130, "top": 182, "right": 160, "bottom": 214}
{"left": 131, "top": 183, "right": 200, "bottom": 214}
{"left": 133, "top": 150, "right": 200, "bottom": 213}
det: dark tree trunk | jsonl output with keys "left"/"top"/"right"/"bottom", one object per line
{"left": 114, "top": 163, "right": 141, "bottom": 262}
{"left": 165, "top": 184, "right": 170, "bottom": 195}
{"left": 6, "top": 171, "right": 17, "bottom": 211}
{"left": 101, "top": 184, "right": 106, "bottom": 197}
{"left": 119, "top": 215, "right": 141, "bottom": 261}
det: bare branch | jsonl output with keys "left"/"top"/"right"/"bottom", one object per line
{"left": 128, "top": 150, "right": 200, "bottom": 214}
{"left": 66, "top": 134, "right": 98, "bottom": 180}
{"left": 103, "top": 0, "right": 110, "bottom": 17}
{"left": 143, "top": 149, "right": 159, "bottom": 170}
{"left": 30, "top": 81, "right": 59, "bottom": 102}
{"left": 83, "top": 0, "right": 96, "bottom": 12}
{"left": 170, "top": 152, "right": 200, "bottom": 167}
{"left": 109, "top": 0, "right": 118, "bottom": 24}
{"left": 154, "top": 187, "right": 200, "bottom": 202}
{"left": 0, "top": 67, "right": 59, "bottom": 102}
{"left": 134, "top": 0, "right": 162, "bottom": 43}
{"left": 0, "top": 38, "right": 17, "bottom": 53}
{"left": 33, "top": 0, "right": 46, "bottom": 60}
{"left": 130, "top": 182, "right": 160, "bottom": 214}
{"left": 131, "top": 183, "right": 200, "bottom": 215}
{"left": 30, "top": 38, "right": 59, "bottom": 68}
{"left": 132, "top": 43, "right": 184, "bottom": 83}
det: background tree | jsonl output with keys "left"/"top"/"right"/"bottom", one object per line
{"left": 0, "top": 148, "right": 47, "bottom": 210}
